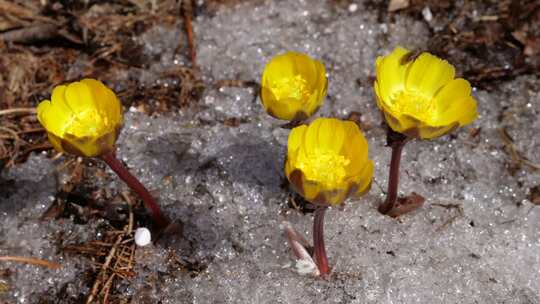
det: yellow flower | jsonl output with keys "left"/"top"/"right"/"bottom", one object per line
{"left": 374, "top": 46, "right": 478, "bottom": 139}
{"left": 261, "top": 51, "right": 327, "bottom": 121}
{"left": 285, "top": 118, "right": 374, "bottom": 206}
{"left": 37, "top": 79, "right": 123, "bottom": 157}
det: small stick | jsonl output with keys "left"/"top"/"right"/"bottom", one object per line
{"left": 0, "top": 255, "right": 61, "bottom": 269}
{"left": 283, "top": 221, "right": 312, "bottom": 260}
{"left": 86, "top": 235, "right": 122, "bottom": 304}
{"left": 0, "top": 23, "right": 59, "bottom": 44}
{"left": 0, "top": 108, "right": 36, "bottom": 116}
{"left": 182, "top": 0, "right": 197, "bottom": 66}
{"left": 100, "top": 273, "right": 116, "bottom": 303}
{"left": 120, "top": 192, "right": 135, "bottom": 234}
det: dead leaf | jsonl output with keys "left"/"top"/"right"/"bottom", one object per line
{"left": 388, "top": 0, "right": 409, "bottom": 12}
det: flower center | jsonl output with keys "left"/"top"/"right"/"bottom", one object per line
{"left": 393, "top": 90, "right": 438, "bottom": 122}
{"left": 66, "top": 109, "right": 109, "bottom": 138}
{"left": 297, "top": 148, "right": 350, "bottom": 188}
{"left": 270, "top": 74, "right": 311, "bottom": 103}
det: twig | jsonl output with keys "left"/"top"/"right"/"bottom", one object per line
{"left": 86, "top": 235, "right": 122, "bottom": 304}
{"left": 120, "top": 192, "right": 134, "bottom": 234}
{"left": 0, "top": 126, "right": 24, "bottom": 166}
{"left": 0, "top": 0, "right": 56, "bottom": 23}
{"left": 0, "top": 108, "right": 36, "bottom": 116}
{"left": 18, "top": 142, "right": 52, "bottom": 159}
{"left": 100, "top": 273, "right": 115, "bottom": 304}
{"left": 0, "top": 255, "right": 61, "bottom": 269}
{"left": 0, "top": 23, "right": 59, "bottom": 43}
{"left": 498, "top": 128, "right": 540, "bottom": 171}
{"left": 181, "top": 0, "right": 197, "bottom": 67}
{"left": 17, "top": 127, "right": 44, "bottom": 134}
{"left": 432, "top": 203, "right": 464, "bottom": 232}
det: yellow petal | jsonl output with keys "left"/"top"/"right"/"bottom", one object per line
{"left": 383, "top": 112, "right": 418, "bottom": 134}
{"left": 292, "top": 53, "right": 318, "bottom": 88}
{"left": 64, "top": 81, "right": 97, "bottom": 114}
{"left": 314, "top": 60, "right": 328, "bottom": 97}
{"left": 288, "top": 125, "right": 307, "bottom": 156}
{"left": 262, "top": 52, "right": 296, "bottom": 82}
{"left": 260, "top": 87, "right": 277, "bottom": 112}
{"left": 354, "top": 160, "right": 374, "bottom": 196}
{"left": 46, "top": 132, "right": 64, "bottom": 153}
{"left": 49, "top": 85, "right": 76, "bottom": 132}
{"left": 418, "top": 124, "right": 455, "bottom": 139}
{"left": 405, "top": 52, "right": 455, "bottom": 99}
{"left": 302, "top": 178, "right": 322, "bottom": 202}
{"left": 317, "top": 118, "right": 345, "bottom": 153}
{"left": 375, "top": 46, "right": 410, "bottom": 105}
{"left": 341, "top": 121, "right": 368, "bottom": 176}
{"left": 303, "top": 92, "right": 322, "bottom": 117}
{"left": 433, "top": 78, "right": 472, "bottom": 113}
{"left": 82, "top": 78, "right": 122, "bottom": 127}
{"left": 37, "top": 100, "right": 60, "bottom": 135}
{"left": 437, "top": 96, "right": 478, "bottom": 127}
{"left": 325, "top": 188, "right": 348, "bottom": 206}
{"left": 303, "top": 117, "right": 324, "bottom": 152}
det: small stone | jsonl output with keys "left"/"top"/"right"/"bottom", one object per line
{"left": 422, "top": 6, "right": 433, "bottom": 22}
{"left": 388, "top": 0, "right": 409, "bottom": 12}
{"left": 134, "top": 227, "right": 152, "bottom": 246}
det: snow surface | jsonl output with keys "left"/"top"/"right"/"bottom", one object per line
{"left": 1, "top": 0, "right": 539, "bottom": 303}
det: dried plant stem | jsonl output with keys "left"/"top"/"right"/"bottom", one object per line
{"left": 100, "top": 151, "right": 169, "bottom": 231}
{"left": 182, "top": 0, "right": 197, "bottom": 66}
{"left": 86, "top": 235, "right": 122, "bottom": 304}
{"left": 379, "top": 131, "right": 408, "bottom": 215}
{"left": 313, "top": 207, "right": 330, "bottom": 276}
{"left": 0, "top": 108, "right": 36, "bottom": 116}
{"left": 0, "top": 256, "right": 61, "bottom": 269}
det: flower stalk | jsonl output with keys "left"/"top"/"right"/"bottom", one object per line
{"left": 313, "top": 207, "right": 329, "bottom": 276}
{"left": 101, "top": 151, "right": 169, "bottom": 231}
{"left": 379, "top": 129, "right": 408, "bottom": 215}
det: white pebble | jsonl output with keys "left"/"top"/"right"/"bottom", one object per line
{"left": 422, "top": 6, "right": 433, "bottom": 22}
{"left": 134, "top": 227, "right": 152, "bottom": 246}
{"left": 348, "top": 3, "right": 358, "bottom": 13}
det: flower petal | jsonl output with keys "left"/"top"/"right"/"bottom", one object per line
{"left": 303, "top": 118, "right": 324, "bottom": 152}
{"left": 317, "top": 118, "right": 345, "bottom": 153}
{"left": 288, "top": 125, "right": 307, "bottom": 156}
{"left": 81, "top": 79, "right": 122, "bottom": 127}
{"left": 37, "top": 100, "right": 66, "bottom": 137}
{"left": 262, "top": 52, "right": 296, "bottom": 83}
{"left": 341, "top": 121, "right": 368, "bottom": 176}
{"left": 437, "top": 96, "right": 478, "bottom": 126}
{"left": 433, "top": 78, "right": 472, "bottom": 113}
{"left": 354, "top": 160, "right": 374, "bottom": 196}
{"left": 375, "top": 46, "right": 410, "bottom": 105}
{"left": 418, "top": 124, "right": 456, "bottom": 139}
{"left": 292, "top": 53, "right": 318, "bottom": 88}
{"left": 64, "top": 81, "right": 97, "bottom": 113}
{"left": 405, "top": 52, "right": 455, "bottom": 99}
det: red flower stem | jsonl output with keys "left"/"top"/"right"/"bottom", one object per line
{"left": 379, "top": 135, "right": 408, "bottom": 215}
{"left": 313, "top": 206, "right": 330, "bottom": 276}
{"left": 101, "top": 151, "right": 169, "bottom": 230}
